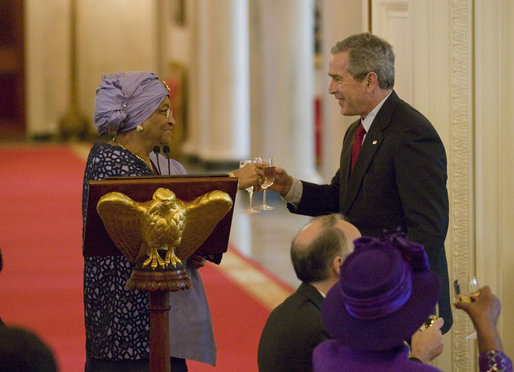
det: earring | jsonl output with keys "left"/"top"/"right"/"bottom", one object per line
{"left": 136, "top": 124, "right": 144, "bottom": 132}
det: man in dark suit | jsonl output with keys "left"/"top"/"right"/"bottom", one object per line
{"left": 257, "top": 214, "right": 361, "bottom": 372}
{"left": 271, "top": 32, "right": 452, "bottom": 333}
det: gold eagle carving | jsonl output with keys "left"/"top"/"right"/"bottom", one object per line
{"left": 96, "top": 188, "right": 233, "bottom": 269}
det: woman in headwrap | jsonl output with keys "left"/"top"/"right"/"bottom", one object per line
{"left": 82, "top": 71, "right": 263, "bottom": 371}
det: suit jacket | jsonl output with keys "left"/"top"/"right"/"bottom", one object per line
{"left": 257, "top": 282, "right": 327, "bottom": 372}
{"left": 289, "top": 91, "right": 452, "bottom": 332}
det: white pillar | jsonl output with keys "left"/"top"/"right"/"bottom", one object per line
{"left": 318, "top": 0, "right": 366, "bottom": 181}
{"left": 182, "top": 0, "right": 202, "bottom": 158}
{"left": 250, "top": 0, "right": 320, "bottom": 182}
{"left": 183, "top": 0, "right": 249, "bottom": 162}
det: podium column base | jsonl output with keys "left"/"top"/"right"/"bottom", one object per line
{"left": 125, "top": 266, "right": 192, "bottom": 292}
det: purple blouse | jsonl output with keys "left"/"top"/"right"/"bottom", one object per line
{"left": 313, "top": 340, "right": 441, "bottom": 372}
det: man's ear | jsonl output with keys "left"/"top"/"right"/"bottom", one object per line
{"left": 365, "top": 72, "right": 379, "bottom": 91}
{"left": 333, "top": 256, "right": 344, "bottom": 276}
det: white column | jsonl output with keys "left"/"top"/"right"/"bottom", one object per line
{"left": 184, "top": 0, "right": 249, "bottom": 162}
{"left": 250, "top": 0, "right": 320, "bottom": 182}
{"left": 318, "top": 0, "right": 366, "bottom": 181}
{"left": 181, "top": 0, "right": 203, "bottom": 158}
{"left": 25, "top": 0, "right": 71, "bottom": 135}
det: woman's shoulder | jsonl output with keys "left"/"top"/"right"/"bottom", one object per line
{"left": 86, "top": 142, "right": 148, "bottom": 179}
{"left": 88, "top": 141, "right": 135, "bottom": 162}
{"left": 88, "top": 141, "right": 115, "bottom": 158}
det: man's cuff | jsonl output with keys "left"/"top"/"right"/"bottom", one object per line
{"left": 280, "top": 178, "right": 302, "bottom": 207}
{"left": 408, "top": 356, "right": 423, "bottom": 364}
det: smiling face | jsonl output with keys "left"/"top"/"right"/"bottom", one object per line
{"left": 142, "top": 96, "right": 176, "bottom": 146}
{"left": 328, "top": 52, "right": 372, "bottom": 118}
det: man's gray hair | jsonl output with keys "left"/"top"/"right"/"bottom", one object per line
{"left": 331, "top": 32, "right": 395, "bottom": 89}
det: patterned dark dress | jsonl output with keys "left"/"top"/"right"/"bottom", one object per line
{"left": 82, "top": 143, "right": 153, "bottom": 360}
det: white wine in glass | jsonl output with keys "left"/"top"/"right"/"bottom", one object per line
{"left": 256, "top": 157, "right": 275, "bottom": 211}
{"left": 454, "top": 276, "right": 480, "bottom": 339}
{"left": 239, "top": 160, "right": 259, "bottom": 214}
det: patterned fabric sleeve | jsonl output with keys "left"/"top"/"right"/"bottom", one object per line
{"left": 479, "top": 350, "right": 513, "bottom": 372}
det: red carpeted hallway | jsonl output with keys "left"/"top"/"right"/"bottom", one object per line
{"left": 0, "top": 145, "right": 291, "bottom": 371}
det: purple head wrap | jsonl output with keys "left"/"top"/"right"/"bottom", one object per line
{"left": 93, "top": 71, "right": 170, "bottom": 135}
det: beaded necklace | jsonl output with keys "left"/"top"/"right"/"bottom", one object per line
{"left": 112, "top": 140, "right": 154, "bottom": 172}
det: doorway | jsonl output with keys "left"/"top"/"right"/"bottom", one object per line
{"left": 0, "top": 0, "right": 25, "bottom": 140}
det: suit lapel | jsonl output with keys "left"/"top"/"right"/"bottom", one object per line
{"left": 341, "top": 91, "right": 400, "bottom": 213}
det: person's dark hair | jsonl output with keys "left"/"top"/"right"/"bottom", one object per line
{"left": 331, "top": 32, "right": 395, "bottom": 89}
{"left": 291, "top": 214, "right": 349, "bottom": 283}
{"left": 0, "top": 326, "right": 58, "bottom": 372}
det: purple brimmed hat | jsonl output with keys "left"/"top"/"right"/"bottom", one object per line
{"left": 93, "top": 71, "right": 170, "bottom": 135}
{"left": 321, "top": 232, "right": 440, "bottom": 351}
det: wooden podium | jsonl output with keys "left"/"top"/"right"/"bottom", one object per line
{"left": 83, "top": 175, "right": 238, "bottom": 371}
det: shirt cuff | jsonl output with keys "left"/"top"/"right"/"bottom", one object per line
{"left": 280, "top": 177, "right": 302, "bottom": 207}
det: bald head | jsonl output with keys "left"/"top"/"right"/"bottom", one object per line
{"left": 295, "top": 217, "right": 360, "bottom": 253}
{"left": 291, "top": 214, "right": 361, "bottom": 283}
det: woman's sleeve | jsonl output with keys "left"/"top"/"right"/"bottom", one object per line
{"left": 479, "top": 350, "right": 513, "bottom": 372}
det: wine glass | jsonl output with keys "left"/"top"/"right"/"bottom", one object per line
{"left": 256, "top": 157, "right": 275, "bottom": 211}
{"left": 454, "top": 276, "right": 480, "bottom": 339}
{"left": 239, "top": 160, "right": 259, "bottom": 214}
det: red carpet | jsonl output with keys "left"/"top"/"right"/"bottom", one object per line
{"left": 0, "top": 145, "right": 283, "bottom": 371}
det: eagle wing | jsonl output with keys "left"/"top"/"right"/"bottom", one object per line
{"left": 176, "top": 190, "right": 233, "bottom": 261}
{"left": 96, "top": 191, "right": 146, "bottom": 262}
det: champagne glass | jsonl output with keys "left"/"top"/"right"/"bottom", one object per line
{"left": 454, "top": 276, "right": 480, "bottom": 339}
{"left": 256, "top": 157, "right": 275, "bottom": 211}
{"left": 239, "top": 160, "right": 259, "bottom": 214}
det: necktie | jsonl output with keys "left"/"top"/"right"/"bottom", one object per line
{"left": 351, "top": 123, "right": 366, "bottom": 173}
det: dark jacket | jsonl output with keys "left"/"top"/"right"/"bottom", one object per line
{"left": 258, "top": 283, "right": 327, "bottom": 372}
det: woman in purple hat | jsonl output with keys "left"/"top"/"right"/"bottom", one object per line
{"left": 313, "top": 233, "right": 444, "bottom": 371}
{"left": 313, "top": 233, "right": 513, "bottom": 371}
{"left": 82, "top": 71, "right": 263, "bottom": 371}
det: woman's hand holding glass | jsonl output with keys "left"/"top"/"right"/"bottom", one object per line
{"left": 454, "top": 276, "right": 480, "bottom": 339}
{"left": 256, "top": 157, "right": 275, "bottom": 211}
{"left": 239, "top": 160, "right": 260, "bottom": 214}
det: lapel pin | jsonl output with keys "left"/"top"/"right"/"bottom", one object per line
{"left": 372, "top": 140, "right": 378, "bottom": 145}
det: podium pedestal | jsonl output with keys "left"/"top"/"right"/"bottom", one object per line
{"left": 127, "top": 264, "right": 192, "bottom": 372}
{"left": 149, "top": 291, "right": 171, "bottom": 372}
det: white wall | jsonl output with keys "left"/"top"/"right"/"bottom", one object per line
{"left": 475, "top": 0, "right": 514, "bottom": 357}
